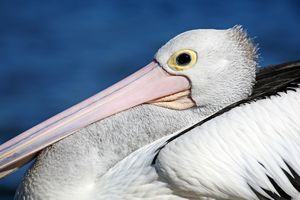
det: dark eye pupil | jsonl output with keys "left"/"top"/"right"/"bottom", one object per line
{"left": 176, "top": 53, "right": 191, "bottom": 66}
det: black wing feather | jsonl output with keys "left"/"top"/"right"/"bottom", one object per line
{"left": 283, "top": 161, "right": 300, "bottom": 192}
{"left": 253, "top": 60, "right": 300, "bottom": 97}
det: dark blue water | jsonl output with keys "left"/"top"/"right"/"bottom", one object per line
{"left": 0, "top": 0, "right": 299, "bottom": 198}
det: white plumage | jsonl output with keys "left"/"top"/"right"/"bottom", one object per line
{"left": 91, "top": 83, "right": 300, "bottom": 200}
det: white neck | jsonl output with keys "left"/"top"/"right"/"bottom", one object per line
{"left": 15, "top": 104, "right": 205, "bottom": 199}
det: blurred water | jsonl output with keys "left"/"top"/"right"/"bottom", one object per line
{"left": 0, "top": 0, "right": 299, "bottom": 198}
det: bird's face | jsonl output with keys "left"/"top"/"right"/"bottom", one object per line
{"left": 0, "top": 26, "right": 257, "bottom": 178}
{"left": 155, "top": 27, "right": 257, "bottom": 111}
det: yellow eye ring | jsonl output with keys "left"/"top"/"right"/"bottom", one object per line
{"left": 167, "top": 49, "right": 197, "bottom": 71}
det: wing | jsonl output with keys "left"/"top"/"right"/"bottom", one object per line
{"left": 95, "top": 61, "right": 300, "bottom": 200}
{"left": 152, "top": 60, "right": 300, "bottom": 200}
{"left": 253, "top": 60, "right": 300, "bottom": 97}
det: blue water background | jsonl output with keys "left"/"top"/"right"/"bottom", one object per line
{"left": 0, "top": 0, "right": 299, "bottom": 198}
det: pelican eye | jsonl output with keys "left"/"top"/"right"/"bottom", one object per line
{"left": 167, "top": 49, "right": 197, "bottom": 71}
{"left": 176, "top": 53, "right": 191, "bottom": 66}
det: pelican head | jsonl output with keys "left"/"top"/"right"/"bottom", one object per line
{"left": 154, "top": 26, "right": 257, "bottom": 113}
{"left": 0, "top": 26, "right": 257, "bottom": 188}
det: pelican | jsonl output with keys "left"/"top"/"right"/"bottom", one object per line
{"left": 79, "top": 60, "right": 300, "bottom": 200}
{"left": 0, "top": 26, "right": 259, "bottom": 199}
